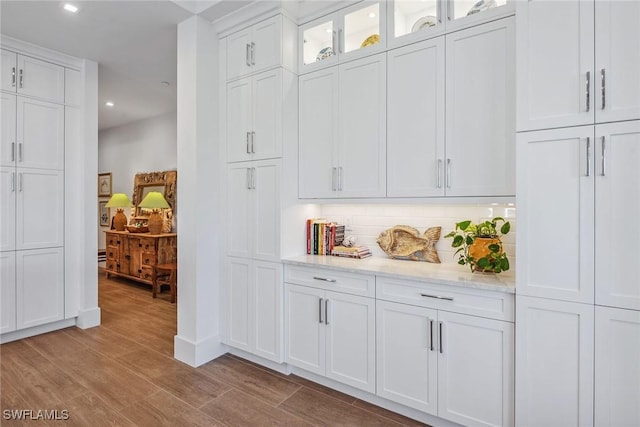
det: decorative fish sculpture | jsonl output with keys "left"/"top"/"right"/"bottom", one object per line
{"left": 377, "top": 225, "right": 441, "bottom": 263}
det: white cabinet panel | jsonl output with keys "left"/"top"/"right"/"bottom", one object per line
{"left": 252, "top": 70, "right": 282, "bottom": 161}
{"left": 516, "top": 296, "right": 594, "bottom": 427}
{"left": 64, "top": 68, "right": 82, "bottom": 107}
{"left": 227, "top": 28, "right": 252, "bottom": 81}
{"left": 227, "top": 257, "right": 251, "bottom": 351}
{"left": 1, "top": 93, "right": 16, "bottom": 167}
{"left": 387, "top": 37, "right": 445, "bottom": 197}
{"left": 516, "top": 126, "right": 594, "bottom": 303}
{"left": 325, "top": 290, "right": 376, "bottom": 393}
{"left": 227, "top": 164, "right": 251, "bottom": 258}
{"left": 0, "top": 251, "right": 16, "bottom": 334}
{"left": 437, "top": 311, "right": 514, "bottom": 427}
{"left": 0, "top": 167, "right": 16, "bottom": 252}
{"left": 376, "top": 300, "right": 438, "bottom": 414}
{"left": 17, "top": 97, "right": 64, "bottom": 170}
{"left": 16, "top": 247, "right": 64, "bottom": 329}
{"left": 595, "top": 121, "right": 640, "bottom": 310}
{"left": 226, "top": 78, "right": 251, "bottom": 163}
{"left": 1, "top": 49, "right": 17, "bottom": 92}
{"left": 445, "top": 17, "right": 515, "bottom": 196}
{"left": 516, "top": 0, "right": 594, "bottom": 131}
{"left": 253, "top": 261, "right": 283, "bottom": 361}
{"left": 17, "top": 56, "right": 65, "bottom": 103}
{"left": 595, "top": 306, "right": 640, "bottom": 427}
{"left": 284, "top": 283, "right": 325, "bottom": 375}
{"left": 16, "top": 169, "right": 64, "bottom": 250}
{"left": 252, "top": 17, "right": 282, "bottom": 72}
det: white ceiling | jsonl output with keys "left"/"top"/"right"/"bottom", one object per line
{"left": 0, "top": 0, "right": 250, "bottom": 130}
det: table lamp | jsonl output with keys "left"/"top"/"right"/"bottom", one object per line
{"left": 105, "top": 193, "right": 133, "bottom": 231}
{"left": 138, "top": 191, "right": 170, "bottom": 234}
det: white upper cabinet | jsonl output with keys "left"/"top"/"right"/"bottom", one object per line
{"left": 516, "top": 126, "right": 595, "bottom": 304}
{"left": 1, "top": 48, "right": 17, "bottom": 92}
{"left": 17, "top": 97, "right": 64, "bottom": 171}
{"left": 226, "top": 15, "right": 296, "bottom": 81}
{"left": 2, "top": 50, "right": 64, "bottom": 104}
{"left": 299, "top": 1, "right": 386, "bottom": 74}
{"left": 445, "top": 17, "right": 515, "bottom": 197}
{"left": 595, "top": 0, "right": 640, "bottom": 124}
{"left": 387, "top": 37, "right": 445, "bottom": 197}
{"left": 595, "top": 120, "right": 640, "bottom": 311}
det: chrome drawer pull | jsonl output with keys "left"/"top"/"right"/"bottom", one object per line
{"left": 313, "top": 276, "right": 336, "bottom": 283}
{"left": 420, "top": 293, "right": 454, "bottom": 301}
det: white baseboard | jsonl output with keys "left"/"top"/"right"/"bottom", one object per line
{"left": 0, "top": 319, "right": 76, "bottom": 344}
{"left": 174, "top": 333, "right": 227, "bottom": 367}
{"left": 226, "top": 347, "right": 291, "bottom": 375}
{"left": 76, "top": 307, "right": 101, "bottom": 329}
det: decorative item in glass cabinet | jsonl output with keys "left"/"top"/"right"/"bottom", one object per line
{"left": 316, "top": 46, "right": 334, "bottom": 61}
{"left": 360, "top": 34, "right": 380, "bottom": 48}
{"left": 467, "top": 0, "right": 497, "bottom": 16}
{"left": 411, "top": 15, "right": 437, "bottom": 32}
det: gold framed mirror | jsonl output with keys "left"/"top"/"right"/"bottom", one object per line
{"left": 131, "top": 170, "right": 177, "bottom": 218}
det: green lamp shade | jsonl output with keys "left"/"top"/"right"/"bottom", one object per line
{"left": 105, "top": 193, "right": 133, "bottom": 208}
{"left": 138, "top": 191, "right": 170, "bottom": 209}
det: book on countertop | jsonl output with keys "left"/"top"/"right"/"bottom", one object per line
{"left": 331, "top": 245, "right": 372, "bottom": 259}
{"left": 306, "top": 219, "right": 346, "bottom": 256}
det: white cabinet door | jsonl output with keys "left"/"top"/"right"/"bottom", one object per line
{"left": 16, "top": 247, "right": 64, "bottom": 330}
{"left": 17, "top": 55, "right": 65, "bottom": 103}
{"left": 338, "top": 53, "right": 386, "bottom": 198}
{"left": 437, "top": 311, "right": 514, "bottom": 427}
{"left": 325, "top": 291, "right": 376, "bottom": 393}
{"left": 253, "top": 260, "right": 283, "bottom": 362}
{"left": 252, "top": 69, "right": 282, "bottom": 161}
{"left": 17, "top": 169, "right": 64, "bottom": 250}
{"left": 252, "top": 160, "right": 280, "bottom": 262}
{"left": 595, "top": 306, "right": 640, "bottom": 427}
{"left": 387, "top": 37, "right": 445, "bottom": 197}
{"left": 226, "top": 28, "right": 252, "bottom": 81}
{"left": 298, "top": 67, "right": 339, "bottom": 198}
{"left": 252, "top": 16, "right": 282, "bottom": 73}
{"left": 0, "top": 167, "right": 16, "bottom": 252}
{"left": 227, "top": 163, "right": 251, "bottom": 258}
{"left": 376, "top": 300, "right": 438, "bottom": 414}
{"left": 64, "top": 69, "right": 82, "bottom": 107}
{"left": 516, "top": 0, "right": 594, "bottom": 131}
{"left": 226, "top": 78, "right": 251, "bottom": 163}
{"left": 595, "top": 1, "right": 640, "bottom": 123}
{"left": 227, "top": 257, "right": 252, "bottom": 352}
{"left": 516, "top": 295, "right": 594, "bottom": 427}
{"left": 516, "top": 126, "right": 595, "bottom": 304}
{"left": 445, "top": 17, "right": 515, "bottom": 197}
{"left": 284, "top": 283, "right": 325, "bottom": 375}
{"left": 595, "top": 121, "right": 640, "bottom": 310}
{"left": 0, "top": 251, "right": 16, "bottom": 334}
{"left": 1, "top": 49, "right": 17, "bottom": 92}
{"left": 17, "top": 97, "right": 64, "bottom": 170}
{"left": 1, "top": 93, "right": 16, "bottom": 167}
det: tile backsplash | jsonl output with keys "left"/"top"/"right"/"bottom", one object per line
{"left": 317, "top": 203, "right": 516, "bottom": 267}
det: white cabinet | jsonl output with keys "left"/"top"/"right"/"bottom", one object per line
{"left": 0, "top": 251, "right": 16, "bottom": 334}
{"left": 299, "top": 53, "right": 386, "bottom": 198}
{"left": 17, "top": 97, "right": 64, "bottom": 170}
{"left": 517, "top": 0, "right": 640, "bottom": 131}
{"left": 226, "top": 15, "right": 296, "bottom": 81}
{"left": 227, "top": 160, "right": 280, "bottom": 261}
{"left": 515, "top": 295, "right": 594, "bottom": 427}
{"left": 445, "top": 17, "right": 515, "bottom": 197}
{"left": 226, "top": 257, "right": 283, "bottom": 362}
{"left": 595, "top": 120, "right": 640, "bottom": 311}
{"left": 595, "top": 306, "right": 640, "bottom": 427}
{"left": 284, "top": 282, "right": 376, "bottom": 393}
{"left": 16, "top": 247, "right": 64, "bottom": 330}
{"left": 299, "top": 1, "right": 386, "bottom": 74}
{"left": 516, "top": 126, "right": 595, "bottom": 304}
{"left": 227, "top": 69, "right": 294, "bottom": 162}
{"left": 0, "top": 167, "right": 16, "bottom": 252}
{"left": 377, "top": 297, "right": 514, "bottom": 427}
{"left": 387, "top": 37, "right": 445, "bottom": 197}
{"left": 1, "top": 92, "right": 16, "bottom": 167}
{"left": 1, "top": 50, "right": 64, "bottom": 103}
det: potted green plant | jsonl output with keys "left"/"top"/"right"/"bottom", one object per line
{"left": 444, "top": 218, "right": 511, "bottom": 273}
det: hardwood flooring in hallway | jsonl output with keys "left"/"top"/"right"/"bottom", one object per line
{"left": 0, "top": 272, "right": 427, "bottom": 426}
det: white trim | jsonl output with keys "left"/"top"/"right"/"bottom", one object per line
{"left": 213, "top": 3, "right": 283, "bottom": 37}
{"left": 0, "top": 318, "right": 75, "bottom": 344}
{"left": 76, "top": 307, "right": 101, "bottom": 329}
{"left": 0, "top": 35, "right": 84, "bottom": 70}
{"left": 174, "top": 333, "right": 227, "bottom": 367}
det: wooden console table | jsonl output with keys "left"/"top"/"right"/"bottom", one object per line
{"left": 104, "top": 231, "right": 177, "bottom": 295}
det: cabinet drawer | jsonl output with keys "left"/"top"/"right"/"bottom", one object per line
{"left": 284, "top": 265, "right": 375, "bottom": 297}
{"left": 106, "top": 234, "right": 121, "bottom": 247}
{"left": 141, "top": 252, "right": 156, "bottom": 266}
{"left": 139, "top": 238, "right": 155, "bottom": 252}
{"left": 376, "top": 277, "right": 514, "bottom": 322}
{"left": 106, "top": 245, "right": 119, "bottom": 261}
{"left": 140, "top": 266, "right": 154, "bottom": 282}
{"left": 105, "top": 260, "right": 118, "bottom": 272}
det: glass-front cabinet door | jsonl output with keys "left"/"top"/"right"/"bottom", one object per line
{"left": 388, "top": 0, "right": 444, "bottom": 47}
{"left": 299, "top": 1, "right": 385, "bottom": 73}
{"left": 446, "top": 0, "right": 512, "bottom": 31}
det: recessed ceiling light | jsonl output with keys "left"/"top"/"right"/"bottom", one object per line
{"left": 63, "top": 3, "right": 79, "bottom": 13}
{"left": 369, "top": 12, "right": 376, "bottom": 18}
{"left": 105, "top": 101, "right": 115, "bottom": 107}
{"left": 325, "top": 28, "right": 332, "bottom": 33}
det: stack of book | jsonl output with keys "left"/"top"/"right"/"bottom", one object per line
{"left": 330, "top": 245, "right": 372, "bottom": 259}
{"left": 306, "top": 219, "right": 346, "bottom": 255}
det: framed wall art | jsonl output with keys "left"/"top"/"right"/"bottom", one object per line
{"left": 98, "top": 172, "right": 112, "bottom": 197}
{"left": 99, "top": 200, "right": 110, "bottom": 227}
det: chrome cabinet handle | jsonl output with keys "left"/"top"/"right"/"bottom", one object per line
{"left": 11, "top": 172, "right": 15, "bottom": 192}
{"left": 586, "top": 137, "right": 591, "bottom": 177}
{"left": 18, "top": 172, "right": 23, "bottom": 192}
{"left": 338, "top": 29, "right": 343, "bottom": 53}
{"left": 421, "top": 293, "right": 454, "bottom": 301}
{"left": 246, "top": 132, "right": 251, "bottom": 154}
{"left": 447, "top": 0, "right": 452, "bottom": 21}
{"left": 437, "top": 159, "right": 442, "bottom": 188}
{"left": 338, "top": 167, "right": 343, "bottom": 191}
{"left": 319, "top": 297, "right": 324, "bottom": 323}
{"left": 245, "top": 44, "right": 251, "bottom": 66}
{"left": 332, "top": 30, "right": 338, "bottom": 58}
{"left": 251, "top": 131, "right": 255, "bottom": 153}
{"left": 439, "top": 321, "right": 444, "bottom": 354}
{"left": 250, "top": 42, "right": 255, "bottom": 65}
{"left": 18, "top": 143, "right": 23, "bottom": 162}
{"left": 251, "top": 167, "right": 256, "bottom": 189}
{"left": 325, "top": 299, "right": 330, "bottom": 325}
{"left": 601, "top": 136, "right": 606, "bottom": 177}
{"left": 586, "top": 71, "right": 591, "bottom": 112}
{"left": 446, "top": 158, "right": 451, "bottom": 188}
{"left": 332, "top": 167, "right": 337, "bottom": 191}
{"left": 437, "top": 1, "right": 442, "bottom": 23}
{"left": 246, "top": 168, "right": 251, "bottom": 189}
{"left": 601, "top": 68, "right": 606, "bottom": 110}
{"left": 429, "top": 319, "right": 434, "bottom": 351}
{"left": 19, "top": 69, "right": 23, "bottom": 88}
{"left": 11, "top": 142, "right": 15, "bottom": 162}
{"left": 313, "top": 276, "right": 336, "bottom": 283}
{"left": 11, "top": 67, "right": 16, "bottom": 87}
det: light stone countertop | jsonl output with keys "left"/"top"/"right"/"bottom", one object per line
{"left": 282, "top": 255, "right": 516, "bottom": 294}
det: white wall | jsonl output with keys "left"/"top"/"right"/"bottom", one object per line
{"left": 97, "top": 111, "right": 177, "bottom": 249}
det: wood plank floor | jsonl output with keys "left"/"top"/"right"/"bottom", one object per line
{"left": 0, "top": 272, "right": 428, "bottom": 426}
